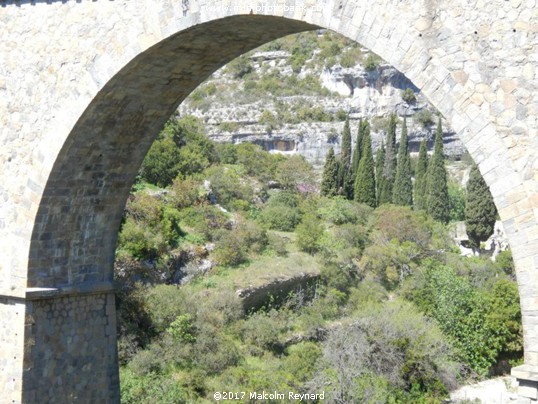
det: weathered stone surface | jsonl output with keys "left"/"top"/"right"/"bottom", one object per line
{"left": 0, "top": 0, "right": 537, "bottom": 401}
{"left": 22, "top": 291, "right": 119, "bottom": 403}
{"left": 180, "top": 56, "right": 465, "bottom": 167}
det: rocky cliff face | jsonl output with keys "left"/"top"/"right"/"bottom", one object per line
{"left": 179, "top": 33, "right": 466, "bottom": 167}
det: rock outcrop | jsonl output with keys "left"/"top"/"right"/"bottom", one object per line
{"left": 180, "top": 46, "right": 466, "bottom": 167}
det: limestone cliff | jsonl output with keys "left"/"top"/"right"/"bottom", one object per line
{"left": 179, "top": 32, "right": 466, "bottom": 167}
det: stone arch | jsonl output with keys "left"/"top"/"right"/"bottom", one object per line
{"left": 27, "top": 15, "right": 318, "bottom": 288}
{"left": 1, "top": 0, "right": 536, "bottom": 401}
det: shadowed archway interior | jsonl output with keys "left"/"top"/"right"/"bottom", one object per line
{"left": 28, "top": 15, "right": 319, "bottom": 288}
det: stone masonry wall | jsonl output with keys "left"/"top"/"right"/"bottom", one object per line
{"left": 0, "top": 0, "right": 536, "bottom": 401}
{"left": 0, "top": 298, "right": 25, "bottom": 403}
{"left": 21, "top": 292, "right": 119, "bottom": 403}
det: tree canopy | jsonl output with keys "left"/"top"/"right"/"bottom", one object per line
{"left": 465, "top": 164, "right": 498, "bottom": 249}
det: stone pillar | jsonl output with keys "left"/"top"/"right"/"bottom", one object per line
{"left": 0, "top": 297, "right": 26, "bottom": 403}
{"left": 513, "top": 366, "right": 538, "bottom": 404}
{"left": 1, "top": 284, "right": 120, "bottom": 404}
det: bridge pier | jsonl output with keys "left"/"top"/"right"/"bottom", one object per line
{"left": 1, "top": 285, "right": 119, "bottom": 404}
{"left": 513, "top": 366, "right": 538, "bottom": 404}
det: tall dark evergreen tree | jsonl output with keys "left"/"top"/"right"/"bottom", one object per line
{"left": 392, "top": 117, "right": 413, "bottom": 206}
{"left": 320, "top": 147, "right": 339, "bottom": 197}
{"left": 337, "top": 117, "right": 353, "bottom": 197}
{"left": 425, "top": 117, "right": 450, "bottom": 223}
{"left": 349, "top": 119, "right": 369, "bottom": 200}
{"left": 340, "top": 117, "right": 352, "bottom": 168}
{"left": 351, "top": 119, "right": 367, "bottom": 177}
{"left": 354, "top": 130, "right": 376, "bottom": 208}
{"left": 414, "top": 138, "right": 429, "bottom": 211}
{"left": 375, "top": 140, "right": 386, "bottom": 206}
{"left": 379, "top": 113, "right": 398, "bottom": 204}
{"left": 465, "top": 164, "right": 498, "bottom": 250}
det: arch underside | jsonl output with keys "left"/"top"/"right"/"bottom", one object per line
{"left": 28, "top": 15, "right": 319, "bottom": 288}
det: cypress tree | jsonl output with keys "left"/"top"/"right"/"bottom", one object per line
{"left": 338, "top": 117, "right": 353, "bottom": 198}
{"left": 375, "top": 141, "right": 386, "bottom": 206}
{"left": 379, "top": 113, "right": 398, "bottom": 204}
{"left": 344, "top": 169, "right": 355, "bottom": 200}
{"left": 349, "top": 119, "right": 369, "bottom": 200}
{"left": 320, "top": 147, "right": 339, "bottom": 197}
{"left": 336, "top": 159, "right": 345, "bottom": 195}
{"left": 414, "top": 138, "right": 429, "bottom": 211}
{"left": 340, "top": 116, "right": 352, "bottom": 168}
{"left": 392, "top": 117, "right": 413, "bottom": 206}
{"left": 465, "top": 164, "right": 498, "bottom": 250}
{"left": 351, "top": 119, "right": 367, "bottom": 176}
{"left": 354, "top": 130, "right": 376, "bottom": 208}
{"left": 425, "top": 117, "right": 450, "bottom": 223}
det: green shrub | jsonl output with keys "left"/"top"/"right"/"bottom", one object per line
{"left": 275, "top": 155, "right": 315, "bottom": 192}
{"left": 218, "top": 121, "right": 240, "bottom": 133}
{"left": 120, "top": 368, "right": 188, "bottom": 403}
{"left": 346, "top": 280, "right": 388, "bottom": 310}
{"left": 290, "top": 53, "right": 308, "bottom": 73}
{"left": 179, "top": 204, "right": 230, "bottom": 241}
{"left": 259, "top": 109, "right": 279, "bottom": 132}
{"left": 340, "top": 47, "right": 362, "bottom": 68}
{"left": 267, "top": 190, "right": 300, "bottom": 207}
{"left": 486, "top": 278, "right": 523, "bottom": 359}
{"left": 267, "top": 233, "right": 289, "bottom": 256}
{"left": 235, "top": 143, "right": 278, "bottom": 180}
{"left": 194, "top": 288, "right": 243, "bottom": 328}
{"left": 227, "top": 55, "right": 253, "bottom": 78}
{"left": 235, "top": 219, "right": 268, "bottom": 254}
{"left": 170, "top": 177, "right": 202, "bottom": 209}
{"left": 117, "top": 218, "right": 167, "bottom": 261}
{"left": 335, "top": 109, "right": 348, "bottom": 121}
{"left": 415, "top": 109, "right": 434, "bottom": 128}
{"left": 243, "top": 79, "right": 258, "bottom": 91}
{"left": 495, "top": 250, "right": 514, "bottom": 276}
{"left": 363, "top": 54, "right": 381, "bottom": 71}
{"left": 448, "top": 181, "right": 466, "bottom": 222}
{"left": 213, "top": 230, "right": 247, "bottom": 267}
{"left": 144, "top": 285, "right": 191, "bottom": 333}
{"left": 140, "top": 137, "right": 181, "bottom": 187}
{"left": 128, "top": 348, "right": 164, "bottom": 375}
{"left": 282, "top": 342, "right": 322, "bottom": 385}
{"left": 411, "top": 263, "right": 509, "bottom": 375}
{"left": 295, "top": 214, "right": 324, "bottom": 254}
{"left": 310, "top": 301, "right": 459, "bottom": 402}
{"left": 167, "top": 314, "right": 196, "bottom": 343}
{"left": 370, "top": 205, "right": 435, "bottom": 250}
{"left": 401, "top": 88, "right": 416, "bottom": 104}
{"left": 318, "top": 197, "right": 371, "bottom": 225}
{"left": 215, "top": 143, "right": 238, "bottom": 164}
{"left": 242, "top": 310, "right": 290, "bottom": 353}
{"left": 116, "top": 283, "right": 156, "bottom": 364}
{"left": 206, "top": 166, "right": 253, "bottom": 211}
{"left": 259, "top": 204, "right": 302, "bottom": 232}
{"left": 194, "top": 325, "right": 241, "bottom": 374}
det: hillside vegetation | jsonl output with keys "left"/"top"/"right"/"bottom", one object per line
{"left": 115, "top": 114, "right": 521, "bottom": 403}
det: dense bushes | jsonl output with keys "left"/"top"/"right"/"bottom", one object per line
{"left": 259, "top": 191, "right": 303, "bottom": 231}
{"left": 118, "top": 122, "right": 521, "bottom": 403}
{"left": 310, "top": 301, "right": 459, "bottom": 402}
{"left": 117, "top": 194, "right": 182, "bottom": 262}
{"left": 408, "top": 262, "right": 522, "bottom": 376}
{"left": 139, "top": 115, "right": 217, "bottom": 187}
